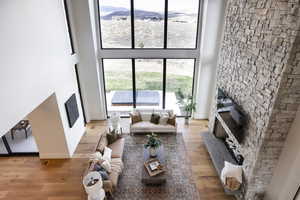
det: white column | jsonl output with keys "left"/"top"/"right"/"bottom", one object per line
{"left": 70, "top": 0, "right": 106, "bottom": 121}
{"left": 194, "top": 0, "right": 227, "bottom": 119}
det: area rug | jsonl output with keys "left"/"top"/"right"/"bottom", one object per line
{"left": 112, "top": 132, "right": 200, "bottom": 200}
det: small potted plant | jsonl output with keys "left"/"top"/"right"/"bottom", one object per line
{"left": 144, "top": 133, "right": 161, "bottom": 157}
{"left": 182, "top": 95, "right": 196, "bottom": 125}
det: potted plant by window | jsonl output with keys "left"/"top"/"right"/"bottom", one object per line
{"left": 183, "top": 95, "right": 196, "bottom": 125}
{"left": 144, "top": 133, "right": 161, "bottom": 157}
{"left": 175, "top": 89, "right": 196, "bottom": 125}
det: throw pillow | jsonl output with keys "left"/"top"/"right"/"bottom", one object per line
{"left": 225, "top": 177, "right": 241, "bottom": 191}
{"left": 102, "top": 147, "right": 112, "bottom": 163}
{"left": 93, "top": 162, "right": 105, "bottom": 171}
{"left": 221, "top": 161, "right": 242, "bottom": 191}
{"left": 106, "top": 131, "right": 122, "bottom": 145}
{"left": 96, "top": 133, "right": 108, "bottom": 153}
{"left": 89, "top": 152, "right": 103, "bottom": 162}
{"left": 98, "top": 170, "right": 109, "bottom": 180}
{"left": 100, "top": 160, "right": 112, "bottom": 173}
{"left": 129, "top": 111, "right": 142, "bottom": 124}
{"left": 93, "top": 163, "right": 109, "bottom": 180}
{"left": 150, "top": 113, "right": 160, "bottom": 124}
{"left": 159, "top": 113, "right": 169, "bottom": 125}
{"left": 167, "top": 114, "right": 176, "bottom": 126}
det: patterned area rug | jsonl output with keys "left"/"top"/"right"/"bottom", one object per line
{"left": 112, "top": 132, "right": 200, "bottom": 200}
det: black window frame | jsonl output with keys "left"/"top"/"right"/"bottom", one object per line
{"left": 101, "top": 58, "right": 196, "bottom": 117}
{"left": 97, "top": 0, "right": 201, "bottom": 50}
{"left": 63, "top": 0, "right": 76, "bottom": 54}
{"left": 0, "top": 135, "right": 39, "bottom": 157}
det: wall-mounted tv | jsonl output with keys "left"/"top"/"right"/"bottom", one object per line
{"left": 65, "top": 93, "right": 79, "bottom": 128}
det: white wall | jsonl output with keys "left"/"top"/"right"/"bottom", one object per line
{"left": 265, "top": 107, "right": 300, "bottom": 200}
{"left": 28, "top": 94, "right": 70, "bottom": 158}
{"left": 0, "top": 0, "right": 85, "bottom": 158}
{"left": 70, "top": 0, "right": 106, "bottom": 121}
{"left": 194, "top": 0, "right": 227, "bottom": 119}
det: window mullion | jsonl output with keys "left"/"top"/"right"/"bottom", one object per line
{"left": 130, "top": 0, "right": 135, "bottom": 48}
{"left": 162, "top": 59, "right": 167, "bottom": 109}
{"left": 132, "top": 59, "right": 136, "bottom": 108}
{"left": 164, "top": 0, "right": 168, "bottom": 49}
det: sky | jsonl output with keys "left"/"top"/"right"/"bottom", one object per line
{"left": 100, "top": 0, "right": 199, "bottom": 13}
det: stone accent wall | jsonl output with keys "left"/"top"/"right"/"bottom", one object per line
{"left": 210, "top": 0, "right": 300, "bottom": 199}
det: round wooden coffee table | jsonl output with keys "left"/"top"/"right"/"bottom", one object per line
{"left": 142, "top": 145, "right": 166, "bottom": 185}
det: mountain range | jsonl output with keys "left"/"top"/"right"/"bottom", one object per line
{"left": 100, "top": 6, "right": 192, "bottom": 20}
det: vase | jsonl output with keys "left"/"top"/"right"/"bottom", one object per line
{"left": 149, "top": 147, "right": 157, "bottom": 157}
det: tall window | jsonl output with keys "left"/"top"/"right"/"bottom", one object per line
{"left": 134, "top": 0, "right": 164, "bottom": 48}
{"left": 167, "top": 0, "right": 199, "bottom": 48}
{"left": 98, "top": 0, "right": 201, "bottom": 117}
{"left": 98, "top": 0, "right": 200, "bottom": 49}
{"left": 102, "top": 59, "right": 195, "bottom": 116}
{"left": 103, "top": 59, "right": 133, "bottom": 114}
{"left": 166, "top": 59, "right": 195, "bottom": 115}
{"left": 135, "top": 59, "right": 163, "bottom": 108}
{"left": 99, "top": 0, "right": 131, "bottom": 48}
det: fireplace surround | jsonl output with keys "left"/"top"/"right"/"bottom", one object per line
{"left": 203, "top": 89, "right": 246, "bottom": 195}
{"left": 209, "top": 1, "right": 300, "bottom": 199}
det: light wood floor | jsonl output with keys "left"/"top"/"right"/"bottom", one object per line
{"left": 0, "top": 119, "right": 234, "bottom": 200}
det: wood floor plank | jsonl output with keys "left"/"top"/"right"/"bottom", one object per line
{"left": 0, "top": 118, "right": 234, "bottom": 200}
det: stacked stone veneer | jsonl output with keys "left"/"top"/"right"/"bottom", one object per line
{"left": 210, "top": 0, "right": 300, "bottom": 199}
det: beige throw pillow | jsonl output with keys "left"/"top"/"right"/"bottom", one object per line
{"left": 159, "top": 113, "right": 169, "bottom": 125}
{"left": 129, "top": 111, "right": 142, "bottom": 124}
{"left": 89, "top": 152, "right": 103, "bottom": 162}
{"left": 167, "top": 114, "right": 176, "bottom": 126}
{"left": 221, "top": 161, "right": 242, "bottom": 191}
{"left": 102, "top": 147, "right": 112, "bottom": 163}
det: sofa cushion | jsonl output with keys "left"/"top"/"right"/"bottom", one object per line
{"left": 109, "top": 171, "right": 119, "bottom": 187}
{"left": 131, "top": 121, "right": 176, "bottom": 131}
{"left": 108, "top": 138, "right": 125, "bottom": 158}
{"left": 111, "top": 158, "right": 124, "bottom": 174}
{"left": 108, "top": 158, "right": 123, "bottom": 188}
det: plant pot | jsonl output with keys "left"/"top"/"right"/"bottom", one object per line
{"left": 149, "top": 147, "right": 157, "bottom": 157}
{"left": 185, "top": 117, "right": 189, "bottom": 125}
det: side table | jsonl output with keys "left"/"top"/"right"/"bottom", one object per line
{"left": 11, "top": 120, "right": 31, "bottom": 140}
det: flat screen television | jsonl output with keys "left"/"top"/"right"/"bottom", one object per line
{"left": 65, "top": 93, "right": 79, "bottom": 128}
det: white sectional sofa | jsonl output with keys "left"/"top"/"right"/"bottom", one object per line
{"left": 129, "top": 109, "right": 177, "bottom": 134}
